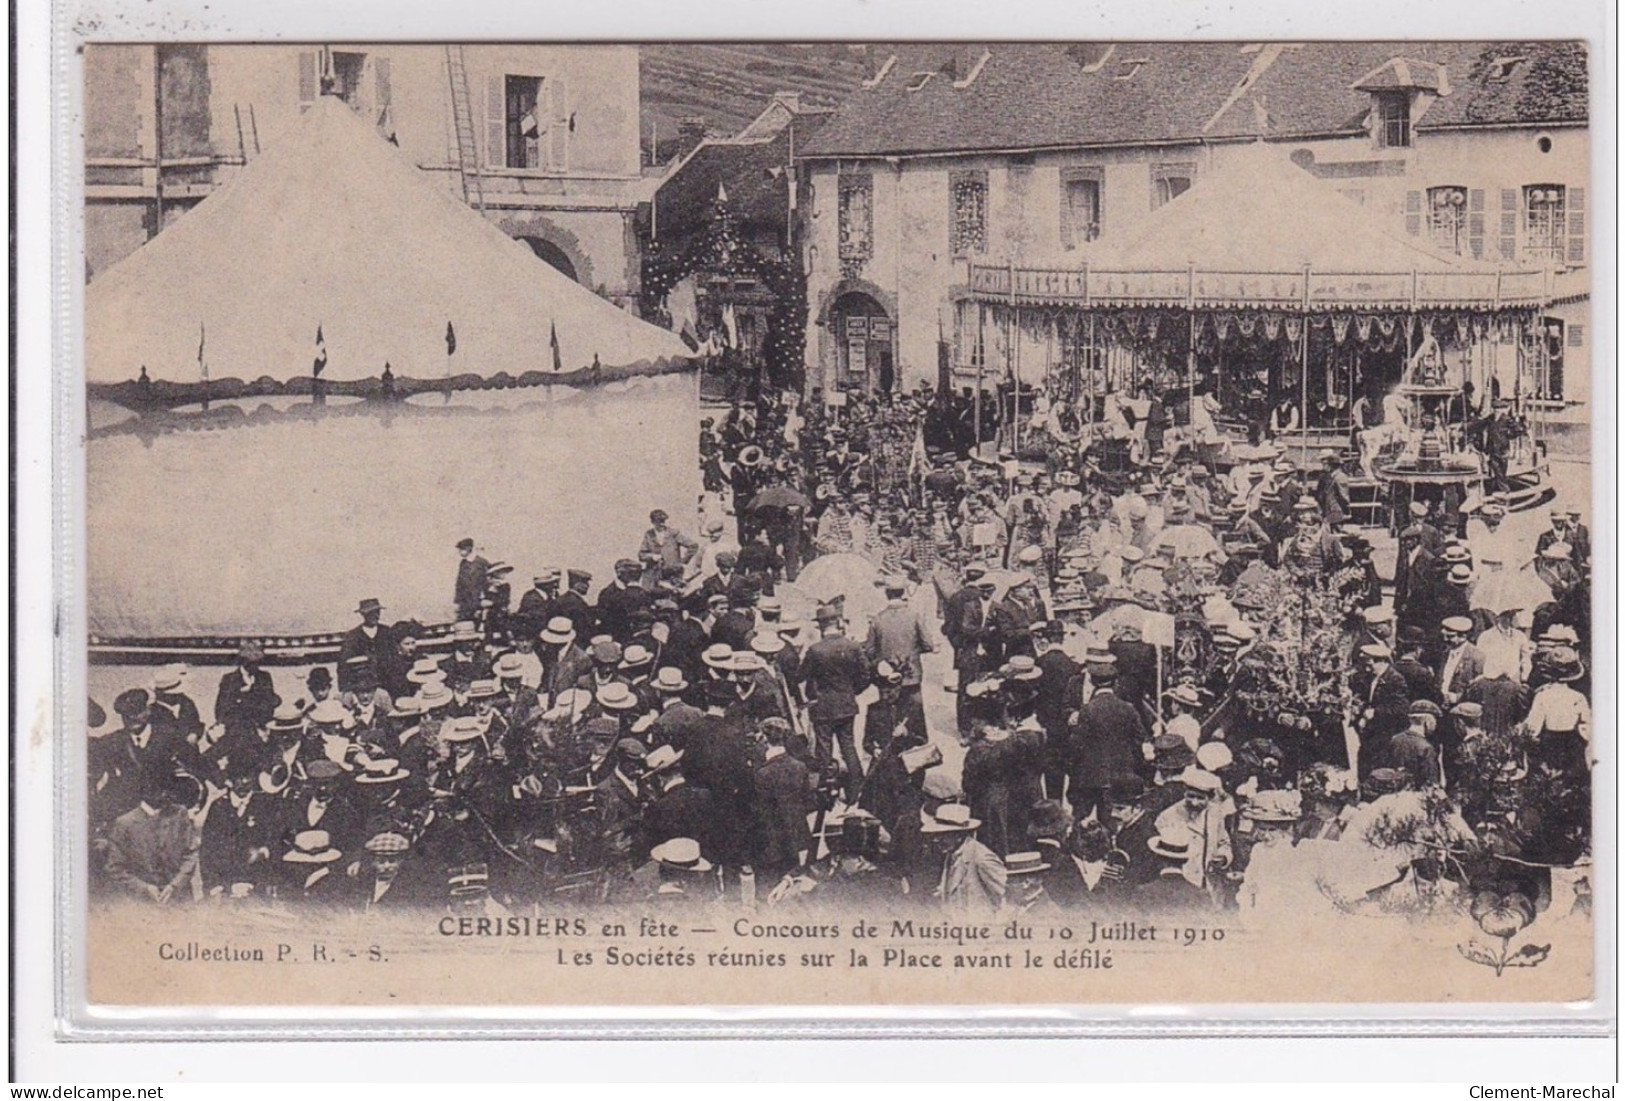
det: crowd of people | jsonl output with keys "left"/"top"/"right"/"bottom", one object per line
{"left": 89, "top": 381, "right": 1593, "bottom": 921}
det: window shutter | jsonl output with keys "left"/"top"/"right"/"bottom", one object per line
{"left": 297, "top": 51, "right": 317, "bottom": 111}
{"left": 485, "top": 74, "right": 506, "bottom": 168}
{"left": 374, "top": 56, "right": 392, "bottom": 114}
{"left": 1499, "top": 188, "right": 1519, "bottom": 260}
{"left": 1566, "top": 186, "right": 1585, "bottom": 265}
{"left": 1568, "top": 324, "right": 1584, "bottom": 347}
{"left": 549, "top": 74, "right": 570, "bottom": 171}
{"left": 1467, "top": 188, "right": 1486, "bottom": 259}
{"left": 1404, "top": 190, "right": 1422, "bottom": 236}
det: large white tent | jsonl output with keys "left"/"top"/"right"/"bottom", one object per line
{"left": 87, "top": 96, "right": 693, "bottom": 384}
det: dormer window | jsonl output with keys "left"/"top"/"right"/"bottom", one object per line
{"left": 1374, "top": 91, "right": 1411, "bottom": 148}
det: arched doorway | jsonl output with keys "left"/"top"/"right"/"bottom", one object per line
{"left": 829, "top": 290, "right": 894, "bottom": 395}
{"left": 521, "top": 236, "right": 580, "bottom": 282}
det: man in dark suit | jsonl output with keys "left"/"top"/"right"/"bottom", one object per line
{"left": 660, "top": 592, "right": 713, "bottom": 690}
{"left": 949, "top": 575, "right": 998, "bottom": 740}
{"left": 212, "top": 642, "right": 279, "bottom": 754}
{"left": 1033, "top": 622, "right": 1081, "bottom": 802}
{"left": 681, "top": 683, "right": 758, "bottom": 869}
{"left": 513, "top": 570, "right": 560, "bottom": 642}
{"left": 798, "top": 606, "right": 871, "bottom": 802}
{"left": 649, "top": 668, "right": 706, "bottom": 750}
{"left": 1352, "top": 643, "right": 1411, "bottom": 779}
{"left": 199, "top": 763, "right": 280, "bottom": 898}
{"left": 454, "top": 538, "right": 489, "bottom": 621}
{"left": 596, "top": 559, "right": 654, "bottom": 644}
{"left": 643, "top": 755, "right": 720, "bottom": 862}
{"left": 551, "top": 569, "right": 597, "bottom": 639}
{"left": 1067, "top": 662, "right": 1146, "bottom": 824}
{"left": 1108, "top": 627, "right": 1159, "bottom": 717}
{"left": 752, "top": 721, "right": 814, "bottom": 878}
{"left": 1437, "top": 615, "right": 1486, "bottom": 707}
{"left": 710, "top": 587, "right": 760, "bottom": 654}
{"left": 1393, "top": 627, "right": 1443, "bottom": 705}
{"left": 337, "top": 599, "right": 393, "bottom": 693}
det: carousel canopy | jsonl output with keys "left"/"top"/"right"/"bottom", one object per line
{"left": 1113, "top": 144, "right": 1491, "bottom": 274}
{"left": 87, "top": 96, "right": 694, "bottom": 384}
{"left": 969, "top": 144, "right": 1552, "bottom": 312}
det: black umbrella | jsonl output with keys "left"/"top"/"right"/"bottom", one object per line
{"left": 747, "top": 485, "right": 811, "bottom": 512}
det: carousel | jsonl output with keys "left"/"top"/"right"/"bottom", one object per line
{"left": 952, "top": 145, "right": 1560, "bottom": 527}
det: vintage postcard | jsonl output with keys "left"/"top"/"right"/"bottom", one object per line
{"left": 78, "top": 40, "right": 1595, "bottom": 1014}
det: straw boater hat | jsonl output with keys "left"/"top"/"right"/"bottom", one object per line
{"left": 439, "top": 716, "right": 485, "bottom": 744}
{"left": 468, "top": 679, "right": 501, "bottom": 700}
{"left": 493, "top": 652, "right": 526, "bottom": 680}
{"left": 406, "top": 656, "right": 446, "bottom": 684}
{"left": 650, "top": 837, "right": 712, "bottom": 873}
{"left": 1195, "top": 741, "right": 1233, "bottom": 773}
{"left": 595, "top": 682, "right": 639, "bottom": 712}
{"left": 651, "top": 667, "right": 689, "bottom": 695}
{"left": 268, "top": 701, "right": 305, "bottom": 734}
{"left": 1002, "top": 655, "right": 1043, "bottom": 682}
{"left": 1165, "top": 683, "right": 1202, "bottom": 709}
{"left": 749, "top": 632, "right": 786, "bottom": 656}
{"left": 354, "top": 758, "right": 412, "bottom": 785}
{"left": 283, "top": 829, "right": 343, "bottom": 864}
{"left": 1004, "top": 851, "right": 1052, "bottom": 876}
{"left": 728, "top": 652, "right": 769, "bottom": 675}
{"left": 920, "top": 803, "right": 982, "bottom": 833}
{"left": 1147, "top": 826, "right": 1193, "bottom": 861}
{"left": 153, "top": 664, "right": 187, "bottom": 693}
{"left": 619, "top": 644, "right": 656, "bottom": 671}
{"left": 1177, "top": 767, "right": 1223, "bottom": 794}
{"left": 1442, "top": 544, "right": 1471, "bottom": 565}
{"left": 702, "top": 643, "right": 736, "bottom": 670}
{"left": 415, "top": 681, "right": 453, "bottom": 711}
{"left": 307, "top": 698, "right": 353, "bottom": 727}
{"left": 452, "top": 621, "right": 481, "bottom": 644}
{"left": 645, "top": 745, "right": 684, "bottom": 773}
{"left": 543, "top": 688, "right": 593, "bottom": 722}
{"left": 539, "top": 616, "right": 577, "bottom": 645}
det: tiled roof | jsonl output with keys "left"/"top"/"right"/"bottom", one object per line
{"left": 798, "top": 41, "right": 1588, "bottom": 159}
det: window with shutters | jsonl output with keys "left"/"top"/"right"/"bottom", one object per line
{"left": 1059, "top": 167, "right": 1102, "bottom": 249}
{"left": 329, "top": 51, "right": 366, "bottom": 108}
{"left": 1374, "top": 92, "right": 1411, "bottom": 148}
{"left": 504, "top": 75, "right": 545, "bottom": 170}
{"left": 837, "top": 174, "right": 874, "bottom": 264}
{"left": 1150, "top": 163, "right": 1194, "bottom": 209}
{"left": 1523, "top": 184, "right": 1566, "bottom": 264}
{"left": 1467, "top": 188, "right": 1487, "bottom": 259}
{"left": 950, "top": 170, "right": 988, "bottom": 256}
{"left": 1426, "top": 186, "right": 1468, "bottom": 255}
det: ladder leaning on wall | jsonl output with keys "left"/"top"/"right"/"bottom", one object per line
{"left": 444, "top": 45, "right": 486, "bottom": 215}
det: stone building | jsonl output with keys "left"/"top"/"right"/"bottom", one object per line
{"left": 84, "top": 44, "right": 652, "bottom": 307}
{"left": 796, "top": 42, "right": 1589, "bottom": 429}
